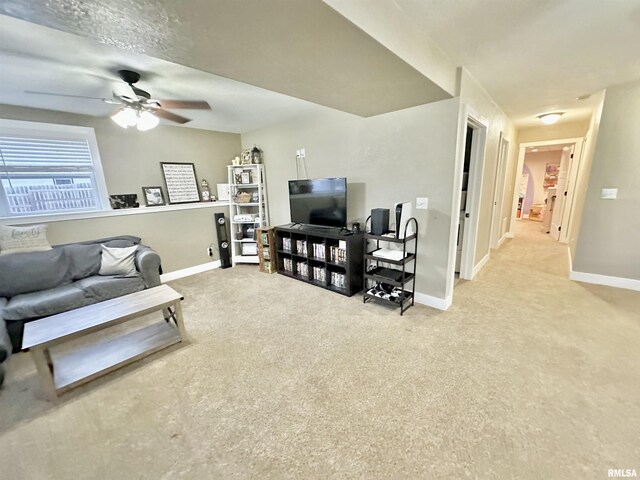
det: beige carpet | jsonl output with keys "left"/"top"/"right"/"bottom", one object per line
{"left": 1, "top": 220, "right": 639, "bottom": 479}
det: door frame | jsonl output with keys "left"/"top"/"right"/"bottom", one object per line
{"left": 490, "top": 133, "right": 510, "bottom": 249}
{"left": 509, "top": 137, "right": 584, "bottom": 242}
{"left": 558, "top": 138, "right": 585, "bottom": 243}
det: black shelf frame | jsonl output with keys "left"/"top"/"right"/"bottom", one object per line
{"left": 274, "top": 224, "right": 364, "bottom": 297}
{"left": 363, "top": 216, "right": 418, "bottom": 315}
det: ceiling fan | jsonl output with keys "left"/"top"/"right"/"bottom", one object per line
{"left": 26, "top": 69, "right": 211, "bottom": 130}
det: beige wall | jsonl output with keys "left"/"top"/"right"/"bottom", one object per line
{"left": 0, "top": 104, "right": 241, "bottom": 272}
{"left": 517, "top": 120, "right": 590, "bottom": 144}
{"left": 573, "top": 84, "right": 638, "bottom": 280}
{"left": 567, "top": 92, "right": 605, "bottom": 255}
{"left": 323, "top": 0, "right": 458, "bottom": 96}
{"left": 242, "top": 98, "right": 461, "bottom": 301}
{"left": 43, "top": 206, "right": 228, "bottom": 272}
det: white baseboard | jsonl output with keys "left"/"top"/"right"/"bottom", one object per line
{"left": 569, "top": 270, "right": 640, "bottom": 292}
{"left": 160, "top": 260, "right": 221, "bottom": 283}
{"left": 497, "top": 232, "right": 510, "bottom": 247}
{"left": 414, "top": 291, "right": 452, "bottom": 311}
{"left": 472, "top": 252, "right": 490, "bottom": 278}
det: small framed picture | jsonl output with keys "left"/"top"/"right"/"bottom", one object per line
{"left": 241, "top": 148, "right": 252, "bottom": 165}
{"left": 241, "top": 171, "right": 251, "bottom": 184}
{"left": 142, "top": 186, "right": 166, "bottom": 206}
{"left": 109, "top": 194, "right": 139, "bottom": 209}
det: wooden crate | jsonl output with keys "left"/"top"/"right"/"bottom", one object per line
{"left": 256, "top": 227, "right": 276, "bottom": 273}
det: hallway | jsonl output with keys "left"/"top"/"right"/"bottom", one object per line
{"left": 449, "top": 217, "right": 640, "bottom": 476}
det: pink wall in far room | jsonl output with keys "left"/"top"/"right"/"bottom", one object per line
{"left": 522, "top": 150, "right": 562, "bottom": 215}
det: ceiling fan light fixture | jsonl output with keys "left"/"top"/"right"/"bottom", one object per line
{"left": 538, "top": 112, "right": 564, "bottom": 125}
{"left": 111, "top": 107, "right": 138, "bottom": 128}
{"left": 136, "top": 111, "right": 160, "bottom": 131}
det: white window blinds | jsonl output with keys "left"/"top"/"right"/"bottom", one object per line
{"left": 0, "top": 121, "right": 108, "bottom": 218}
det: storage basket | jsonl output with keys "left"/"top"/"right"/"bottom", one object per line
{"left": 235, "top": 192, "right": 252, "bottom": 203}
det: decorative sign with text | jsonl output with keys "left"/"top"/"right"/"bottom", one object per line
{"left": 160, "top": 162, "right": 200, "bottom": 204}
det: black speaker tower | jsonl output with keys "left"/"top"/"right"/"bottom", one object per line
{"left": 214, "top": 213, "right": 231, "bottom": 268}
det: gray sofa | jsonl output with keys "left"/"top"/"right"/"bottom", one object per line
{"left": 0, "top": 315, "right": 10, "bottom": 386}
{"left": 0, "top": 235, "right": 161, "bottom": 361}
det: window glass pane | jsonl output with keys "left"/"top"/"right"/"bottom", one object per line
{"left": 0, "top": 124, "right": 105, "bottom": 217}
{"left": 1, "top": 177, "right": 98, "bottom": 215}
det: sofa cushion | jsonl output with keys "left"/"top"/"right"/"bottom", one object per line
{"left": 0, "top": 248, "right": 71, "bottom": 298}
{"left": 61, "top": 243, "right": 102, "bottom": 280}
{"left": 99, "top": 245, "right": 138, "bottom": 276}
{"left": 74, "top": 275, "right": 145, "bottom": 302}
{"left": 103, "top": 239, "right": 139, "bottom": 248}
{"left": 3, "top": 284, "right": 92, "bottom": 321}
{"left": 0, "top": 224, "right": 52, "bottom": 256}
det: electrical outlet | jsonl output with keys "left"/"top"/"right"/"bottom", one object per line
{"left": 300, "top": 148, "right": 306, "bottom": 159}
{"left": 296, "top": 149, "right": 301, "bottom": 160}
{"left": 207, "top": 246, "right": 213, "bottom": 256}
{"left": 416, "top": 197, "right": 429, "bottom": 209}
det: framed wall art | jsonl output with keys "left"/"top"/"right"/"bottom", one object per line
{"left": 160, "top": 162, "right": 200, "bottom": 204}
{"left": 142, "top": 186, "right": 166, "bottom": 206}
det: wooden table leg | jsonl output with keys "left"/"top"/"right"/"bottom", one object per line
{"left": 173, "top": 300, "right": 187, "bottom": 340}
{"left": 32, "top": 347, "right": 58, "bottom": 401}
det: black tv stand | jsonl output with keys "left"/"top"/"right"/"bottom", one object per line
{"left": 275, "top": 224, "right": 364, "bottom": 296}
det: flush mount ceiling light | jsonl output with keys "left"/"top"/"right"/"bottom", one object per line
{"left": 537, "top": 112, "right": 564, "bottom": 125}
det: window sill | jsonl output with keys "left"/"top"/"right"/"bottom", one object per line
{"left": 0, "top": 201, "right": 230, "bottom": 226}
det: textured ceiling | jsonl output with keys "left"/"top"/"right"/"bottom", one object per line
{"left": 3, "top": 0, "right": 633, "bottom": 130}
{"left": 0, "top": 14, "right": 336, "bottom": 134}
{"left": 0, "top": 0, "right": 451, "bottom": 118}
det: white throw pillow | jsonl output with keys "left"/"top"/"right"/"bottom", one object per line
{"left": 0, "top": 224, "right": 52, "bottom": 255}
{"left": 99, "top": 244, "right": 138, "bottom": 276}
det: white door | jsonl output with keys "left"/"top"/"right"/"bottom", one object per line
{"left": 550, "top": 146, "right": 573, "bottom": 240}
{"left": 490, "top": 136, "right": 509, "bottom": 248}
{"left": 559, "top": 138, "right": 585, "bottom": 244}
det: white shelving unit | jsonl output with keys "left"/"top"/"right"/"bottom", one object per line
{"left": 227, "top": 164, "right": 269, "bottom": 265}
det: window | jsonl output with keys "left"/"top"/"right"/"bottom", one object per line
{"left": 0, "top": 120, "right": 109, "bottom": 218}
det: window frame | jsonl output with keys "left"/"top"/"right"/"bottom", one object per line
{"left": 0, "top": 118, "right": 110, "bottom": 219}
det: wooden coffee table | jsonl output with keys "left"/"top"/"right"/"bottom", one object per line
{"left": 22, "top": 284, "right": 186, "bottom": 400}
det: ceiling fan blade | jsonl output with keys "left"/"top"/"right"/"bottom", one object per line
{"left": 158, "top": 100, "right": 211, "bottom": 110}
{"left": 113, "top": 82, "right": 138, "bottom": 102}
{"left": 25, "top": 90, "right": 105, "bottom": 101}
{"left": 104, "top": 98, "right": 125, "bottom": 105}
{"left": 152, "top": 109, "right": 191, "bottom": 124}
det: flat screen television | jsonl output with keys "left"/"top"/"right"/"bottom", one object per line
{"left": 288, "top": 177, "right": 347, "bottom": 228}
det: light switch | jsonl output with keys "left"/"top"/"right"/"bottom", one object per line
{"left": 416, "top": 197, "right": 429, "bottom": 209}
{"left": 600, "top": 188, "right": 618, "bottom": 200}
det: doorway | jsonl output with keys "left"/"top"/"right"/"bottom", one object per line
{"left": 510, "top": 137, "right": 585, "bottom": 244}
{"left": 455, "top": 126, "right": 473, "bottom": 274}
{"left": 455, "top": 114, "right": 487, "bottom": 280}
